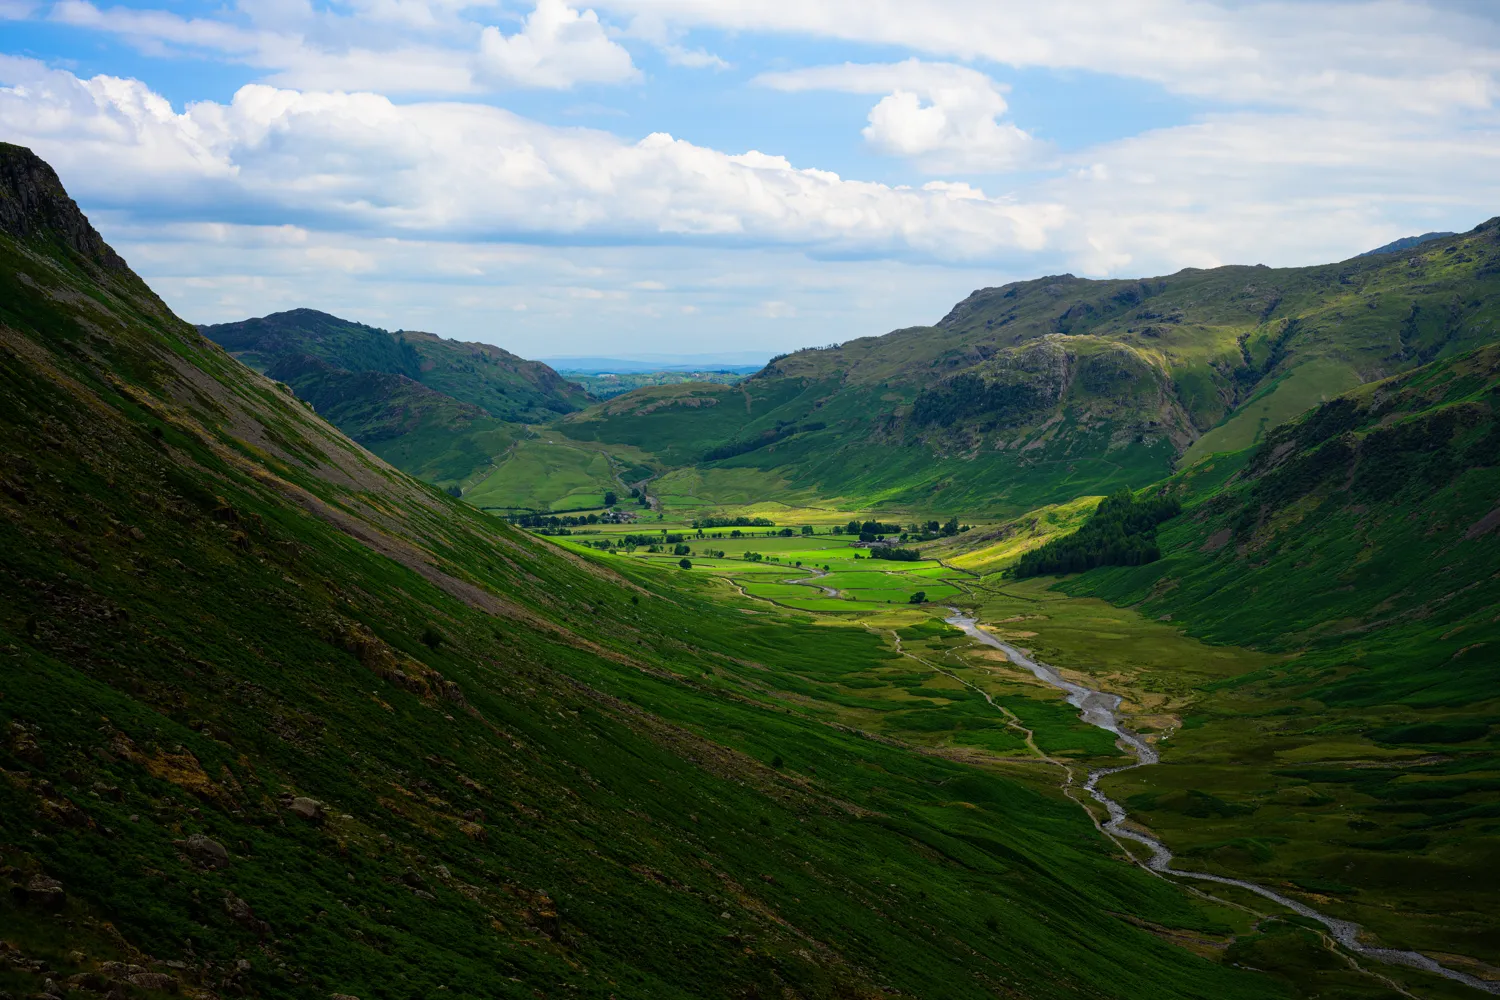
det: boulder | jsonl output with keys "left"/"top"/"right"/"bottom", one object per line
{"left": 288, "top": 797, "right": 324, "bottom": 822}
{"left": 17, "top": 874, "right": 64, "bottom": 908}
{"left": 179, "top": 834, "right": 230, "bottom": 868}
{"left": 125, "top": 971, "right": 178, "bottom": 993}
{"left": 223, "top": 894, "right": 271, "bottom": 937}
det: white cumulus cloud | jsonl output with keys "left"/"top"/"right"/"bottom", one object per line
{"left": 0, "top": 57, "right": 1063, "bottom": 260}
{"left": 760, "top": 59, "right": 1035, "bottom": 171}
{"left": 477, "top": 0, "right": 639, "bottom": 88}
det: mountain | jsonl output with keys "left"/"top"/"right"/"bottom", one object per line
{"left": 204, "top": 308, "right": 589, "bottom": 423}
{"left": 1038, "top": 343, "right": 1500, "bottom": 961}
{"left": 1356, "top": 231, "right": 1457, "bottom": 257}
{"left": 199, "top": 309, "right": 589, "bottom": 490}
{"left": 553, "top": 227, "right": 1500, "bottom": 516}
{"left": 1, "top": 142, "right": 1293, "bottom": 1000}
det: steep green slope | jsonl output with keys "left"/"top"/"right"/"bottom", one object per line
{"left": 265, "top": 353, "right": 519, "bottom": 487}
{"left": 1073, "top": 342, "right": 1500, "bottom": 704}
{"left": 555, "top": 223, "right": 1500, "bottom": 516}
{"left": 1045, "top": 345, "right": 1500, "bottom": 961}
{"left": 0, "top": 143, "right": 1299, "bottom": 1000}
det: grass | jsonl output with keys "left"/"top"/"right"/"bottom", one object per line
{"left": 1183, "top": 357, "right": 1363, "bottom": 463}
{"left": 1012, "top": 345, "right": 1500, "bottom": 969}
{"left": 463, "top": 437, "right": 621, "bottom": 510}
{"left": 6, "top": 145, "right": 1497, "bottom": 1000}
{"left": 0, "top": 172, "right": 1311, "bottom": 999}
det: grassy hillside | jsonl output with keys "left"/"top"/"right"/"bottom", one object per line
{"left": 0, "top": 142, "right": 1329, "bottom": 1000}
{"left": 552, "top": 222, "right": 1500, "bottom": 518}
{"left": 203, "top": 308, "right": 589, "bottom": 424}
{"left": 1030, "top": 345, "right": 1500, "bottom": 966}
{"left": 261, "top": 353, "right": 519, "bottom": 487}
{"left": 200, "top": 309, "right": 589, "bottom": 492}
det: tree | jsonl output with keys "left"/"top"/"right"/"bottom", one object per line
{"left": 678, "top": 558, "right": 692, "bottom": 570}
{"left": 942, "top": 517, "right": 959, "bottom": 536}
{"left": 801, "top": 525, "right": 814, "bottom": 535}
{"left": 603, "top": 490, "right": 617, "bottom": 507}
{"left": 908, "top": 592, "right": 927, "bottom": 604}
{"left": 445, "top": 485, "right": 462, "bottom": 498}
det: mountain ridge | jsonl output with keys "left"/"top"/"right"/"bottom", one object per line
{"left": 552, "top": 219, "right": 1500, "bottom": 515}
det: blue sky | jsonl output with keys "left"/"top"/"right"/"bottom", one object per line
{"left": 4, "top": 0, "right": 1500, "bottom": 358}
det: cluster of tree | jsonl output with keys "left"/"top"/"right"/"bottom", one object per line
{"left": 908, "top": 591, "right": 927, "bottom": 604}
{"left": 743, "top": 552, "right": 765, "bottom": 562}
{"left": 911, "top": 373, "right": 1047, "bottom": 428}
{"left": 510, "top": 512, "right": 604, "bottom": 528}
{"left": 901, "top": 518, "right": 964, "bottom": 541}
{"left": 868, "top": 547, "right": 922, "bottom": 562}
{"left": 702, "top": 425, "right": 796, "bottom": 462}
{"left": 693, "top": 516, "right": 775, "bottom": 528}
{"left": 836, "top": 520, "right": 903, "bottom": 536}
{"left": 1013, "top": 489, "right": 1181, "bottom": 577}
{"left": 701, "top": 421, "right": 826, "bottom": 463}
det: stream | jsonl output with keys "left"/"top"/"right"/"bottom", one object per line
{"left": 944, "top": 609, "right": 1500, "bottom": 995}
{"left": 787, "top": 567, "right": 838, "bottom": 597}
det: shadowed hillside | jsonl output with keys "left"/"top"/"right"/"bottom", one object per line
{"left": 198, "top": 309, "right": 589, "bottom": 491}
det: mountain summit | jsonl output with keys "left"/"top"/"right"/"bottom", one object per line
{"left": 0, "top": 143, "right": 125, "bottom": 269}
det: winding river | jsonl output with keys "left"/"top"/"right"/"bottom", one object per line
{"left": 944, "top": 609, "right": 1500, "bottom": 995}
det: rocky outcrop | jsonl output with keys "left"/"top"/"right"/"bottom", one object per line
{"left": 0, "top": 143, "right": 126, "bottom": 270}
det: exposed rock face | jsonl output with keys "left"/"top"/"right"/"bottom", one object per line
{"left": 0, "top": 142, "right": 126, "bottom": 270}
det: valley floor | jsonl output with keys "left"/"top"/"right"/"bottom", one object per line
{"left": 538, "top": 525, "right": 1500, "bottom": 998}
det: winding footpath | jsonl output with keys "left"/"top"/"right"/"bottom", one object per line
{"left": 944, "top": 609, "right": 1500, "bottom": 995}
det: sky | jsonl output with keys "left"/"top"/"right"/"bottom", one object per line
{"left": 4, "top": 0, "right": 1500, "bottom": 358}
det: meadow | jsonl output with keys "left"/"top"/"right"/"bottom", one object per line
{"left": 526, "top": 528, "right": 1498, "bottom": 998}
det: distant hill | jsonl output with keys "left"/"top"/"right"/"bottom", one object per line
{"left": 554, "top": 223, "right": 1500, "bottom": 515}
{"left": 564, "top": 368, "right": 752, "bottom": 399}
{"left": 200, "top": 309, "right": 590, "bottom": 489}
{"left": 540, "top": 353, "right": 770, "bottom": 373}
{"left": 1354, "top": 231, "right": 1456, "bottom": 257}
{"left": 203, "top": 308, "right": 589, "bottom": 422}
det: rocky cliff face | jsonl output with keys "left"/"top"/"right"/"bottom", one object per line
{"left": 0, "top": 143, "right": 126, "bottom": 270}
